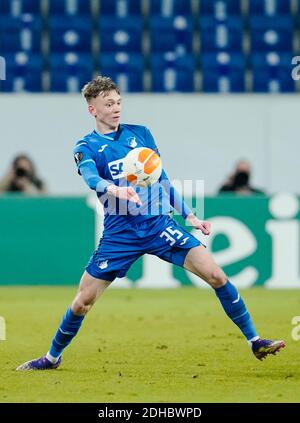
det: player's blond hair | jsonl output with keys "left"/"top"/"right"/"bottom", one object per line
{"left": 82, "top": 76, "right": 120, "bottom": 103}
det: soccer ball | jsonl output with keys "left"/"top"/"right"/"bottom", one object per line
{"left": 123, "top": 147, "right": 162, "bottom": 187}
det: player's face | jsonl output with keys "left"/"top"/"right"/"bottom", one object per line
{"left": 89, "top": 90, "right": 122, "bottom": 132}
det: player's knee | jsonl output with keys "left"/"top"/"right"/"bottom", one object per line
{"left": 71, "top": 298, "right": 94, "bottom": 316}
{"left": 208, "top": 266, "right": 227, "bottom": 289}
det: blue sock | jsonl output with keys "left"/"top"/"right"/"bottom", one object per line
{"left": 48, "top": 308, "right": 85, "bottom": 359}
{"left": 215, "top": 280, "right": 258, "bottom": 341}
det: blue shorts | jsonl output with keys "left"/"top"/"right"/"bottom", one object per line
{"left": 86, "top": 215, "right": 201, "bottom": 281}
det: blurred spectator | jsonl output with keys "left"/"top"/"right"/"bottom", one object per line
{"left": 0, "top": 154, "right": 46, "bottom": 195}
{"left": 219, "top": 159, "right": 265, "bottom": 195}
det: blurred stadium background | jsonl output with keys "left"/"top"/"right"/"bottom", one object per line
{"left": 0, "top": 0, "right": 299, "bottom": 93}
{"left": 0, "top": 0, "right": 300, "bottom": 404}
{"left": 0, "top": 0, "right": 299, "bottom": 288}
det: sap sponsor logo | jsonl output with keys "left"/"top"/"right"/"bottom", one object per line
{"left": 108, "top": 158, "right": 125, "bottom": 179}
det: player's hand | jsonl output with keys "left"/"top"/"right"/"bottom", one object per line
{"left": 186, "top": 214, "right": 211, "bottom": 235}
{"left": 107, "top": 185, "right": 142, "bottom": 206}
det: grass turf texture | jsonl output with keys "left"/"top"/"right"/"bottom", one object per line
{"left": 0, "top": 287, "right": 299, "bottom": 403}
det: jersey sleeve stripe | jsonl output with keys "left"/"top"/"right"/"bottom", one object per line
{"left": 78, "top": 159, "right": 95, "bottom": 167}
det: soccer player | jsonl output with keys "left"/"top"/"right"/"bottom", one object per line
{"left": 17, "top": 76, "right": 285, "bottom": 370}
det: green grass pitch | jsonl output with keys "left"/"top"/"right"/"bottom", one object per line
{"left": 0, "top": 287, "right": 299, "bottom": 403}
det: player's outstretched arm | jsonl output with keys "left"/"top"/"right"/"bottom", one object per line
{"left": 75, "top": 155, "right": 142, "bottom": 205}
{"left": 159, "top": 171, "right": 210, "bottom": 235}
{"left": 107, "top": 184, "right": 142, "bottom": 206}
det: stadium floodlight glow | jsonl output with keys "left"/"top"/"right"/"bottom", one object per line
{"left": 0, "top": 56, "right": 6, "bottom": 80}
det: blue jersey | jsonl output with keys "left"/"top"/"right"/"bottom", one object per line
{"left": 73, "top": 124, "right": 191, "bottom": 234}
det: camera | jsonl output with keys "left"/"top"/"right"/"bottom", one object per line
{"left": 15, "top": 167, "right": 30, "bottom": 178}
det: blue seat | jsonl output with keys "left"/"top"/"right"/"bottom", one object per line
{"left": 97, "top": 71, "right": 143, "bottom": 92}
{"left": 100, "top": 53, "right": 144, "bottom": 91}
{"left": 150, "top": 52, "right": 195, "bottom": 70}
{"left": 201, "top": 50, "right": 245, "bottom": 92}
{"left": 200, "top": 16, "right": 243, "bottom": 51}
{"left": 4, "top": 51, "right": 43, "bottom": 70}
{"left": 149, "top": 16, "right": 193, "bottom": 53}
{"left": 100, "top": 17, "right": 142, "bottom": 52}
{"left": 49, "top": 52, "right": 94, "bottom": 74}
{"left": 201, "top": 52, "right": 246, "bottom": 71}
{"left": 100, "top": 0, "right": 141, "bottom": 16}
{"left": 100, "top": 52, "right": 143, "bottom": 73}
{"left": 249, "top": 16, "right": 293, "bottom": 51}
{"left": 0, "top": 14, "right": 42, "bottom": 31}
{"left": 49, "top": 16, "right": 92, "bottom": 52}
{"left": 49, "top": 51, "right": 93, "bottom": 90}
{"left": 0, "top": 31, "right": 42, "bottom": 52}
{"left": 0, "top": 15, "right": 42, "bottom": 52}
{"left": 149, "top": 0, "right": 192, "bottom": 17}
{"left": 0, "top": 0, "right": 41, "bottom": 15}
{"left": 251, "top": 51, "right": 293, "bottom": 68}
{"left": 252, "top": 68, "right": 295, "bottom": 92}
{"left": 295, "top": 12, "right": 300, "bottom": 31}
{"left": 3, "top": 52, "right": 43, "bottom": 91}
{"left": 150, "top": 52, "right": 195, "bottom": 92}
{"left": 50, "top": 73, "right": 92, "bottom": 92}
{"left": 49, "top": 52, "right": 94, "bottom": 92}
{"left": 200, "top": 0, "right": 241, "bottom": 16}
{"left": 49, "top": 0, "right": 92, "bottom": 15}
{"left": 249, "top": 0, "right": 291, "bottom": 16}
{"left": 202, "top": 71, "right": 245, "bottom": 92}
{"left": 152, "top": 70, "right": 195, "bottom": 92}
{"left": 251, "top": 52, "right": 295, "bottom": 92}
{"left": 0, "top": 73, "right": 42, "bottom": 92}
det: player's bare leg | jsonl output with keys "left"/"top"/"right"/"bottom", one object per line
{"left": 16, "top": 272, "right": 111, "bottom": 370}
{"left": 72, "top": 271, "right": 111, "bottom": 315}
{"left": 183, "top": 245, "right": 285, "bottom": 360}
{"left": 184, "top": 245, "right": 227, "bottom": 288}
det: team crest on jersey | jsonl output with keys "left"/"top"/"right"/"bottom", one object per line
{"left": 127, "top": 137, "right": 137, "bottom": 148}
{"left": 99, "top": 260, "right": 108, "bottom": 270}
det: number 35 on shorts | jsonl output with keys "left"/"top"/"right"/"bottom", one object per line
{"left": 159, "top": 226, "right": 189, "bottom": 247}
